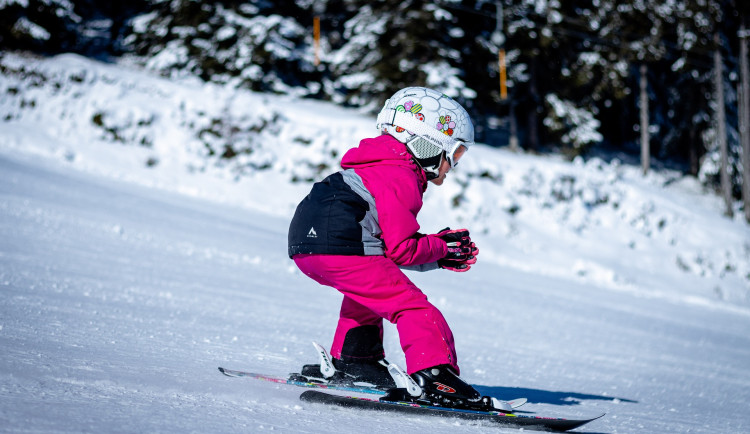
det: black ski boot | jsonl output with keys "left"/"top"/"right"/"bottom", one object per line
{"left": 296, "top": 363, "right": 328, "bottom": 383}
{"left": 410, "top": 365, "right": 495, "bottom": 410}
{"left": 292, "top": 326, "right": 397, "bottom": 389}
{"left": 295, "top": 359, "right": 396, "bottom": 389}
{"left": 330, "top": 358, "right": 396, "bottom": 389}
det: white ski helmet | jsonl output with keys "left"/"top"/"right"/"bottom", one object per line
{"left": 376, "top": 87, "right": 474, "bottom": 179}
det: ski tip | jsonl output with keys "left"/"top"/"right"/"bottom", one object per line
{"left": 507, "top": 397, "right": 527, "bottom": 409}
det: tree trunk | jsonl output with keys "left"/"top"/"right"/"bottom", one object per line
{"left": 527, "top": 53, "right": 539, "bottom": 151}
{"left": 740, "top": 23, "right": 750, "bottom": 223}
{"left": 714, "top": 33, "right": 733, "bottom": 218}
{"left": 689, "top": 127, "right": 699, "bottom": 176}
{"left": 509, "top": 99, "right": 520, "bottom": 152}
{"left": 640, "top": 64, "right": 650, "bottom": 176}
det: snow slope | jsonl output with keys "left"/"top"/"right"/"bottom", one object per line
{"left": 1, "top": 53, "right": 750, "bottom": 433}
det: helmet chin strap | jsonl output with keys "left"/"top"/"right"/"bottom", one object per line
{"left": 407, "top": 149, "right": 443, "bottom": 180}
{"left": 423, "top": 166, "right": 440, "bottom": 181}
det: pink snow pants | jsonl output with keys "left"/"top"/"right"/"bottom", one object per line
{"left": 293, "top": 254, "right": 459, "bottom": 375}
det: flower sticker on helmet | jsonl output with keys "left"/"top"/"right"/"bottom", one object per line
{"left": 437, "top": 114, "right": 456, "bottom": 136}
{"left": 395, "top": 101, "right": 425, "bottom": 133}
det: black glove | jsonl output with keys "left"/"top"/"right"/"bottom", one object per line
{"left": 435, "top": 228, "right": 479, "bottom": 272}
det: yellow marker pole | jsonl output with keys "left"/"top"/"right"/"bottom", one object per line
{"left": 499, "top": 48, "right": 507, "bottom": 100}
{"left": 313, "top": 16, "right": 320, "bottom": 66}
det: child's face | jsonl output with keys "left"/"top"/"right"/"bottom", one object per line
{"left": 430, "top": 145, "right": 467, "bottom": 186}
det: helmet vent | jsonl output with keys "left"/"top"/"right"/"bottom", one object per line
{"left": 408, "top": 137, "right": 442, "bottom": 159}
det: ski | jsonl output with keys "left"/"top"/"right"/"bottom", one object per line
{"left": 218, "top": 367, "right": 387, "bottom": 395}
{"left": 218, "top": 367, "right": 527, "bottom": 410}
{"left": 300, "top": 390, "right": 604, "bottom": 432}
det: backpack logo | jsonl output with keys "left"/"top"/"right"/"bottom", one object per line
{"left": 307, "top": 227, "right": 318, "bottom": 238}
{"left": 433, "top": 382, "right": 456, "bottom": 393}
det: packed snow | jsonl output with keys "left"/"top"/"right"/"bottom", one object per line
{"left": 1, "top": 52, "right": 749, "bottom": 433}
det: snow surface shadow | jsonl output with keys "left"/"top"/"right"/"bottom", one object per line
{"left": 473, "top": 384, "right": 637, "bottom": 407}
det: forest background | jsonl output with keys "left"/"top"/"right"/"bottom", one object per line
{"left": 2, "top": 0, "right": 750, "bottom": 217}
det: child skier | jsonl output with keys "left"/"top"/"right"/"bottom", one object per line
{"left": 288, "top": 87, "right": 483, "bottom": 407}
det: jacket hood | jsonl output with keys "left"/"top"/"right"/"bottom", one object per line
{"left": 341, "top": 135, "right": 427, "bottom": 189}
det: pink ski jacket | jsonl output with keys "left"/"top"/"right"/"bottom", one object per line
{"left": 288, "top": 135, "right": 447, "bottom": 268}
